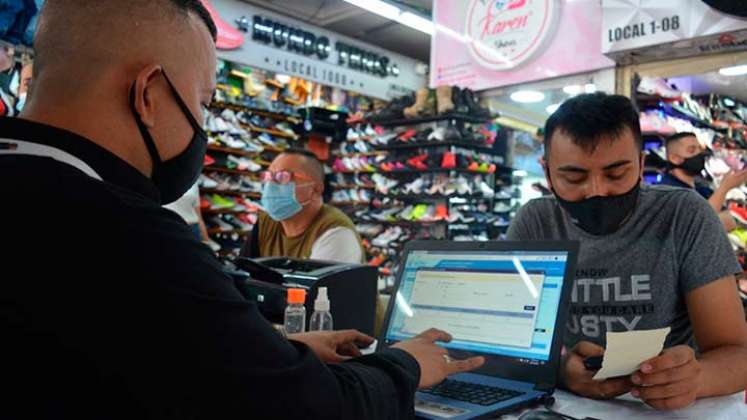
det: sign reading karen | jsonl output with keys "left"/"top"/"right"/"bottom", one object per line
{"left": 432, "top": 0, "right": 614, "bottom": 91}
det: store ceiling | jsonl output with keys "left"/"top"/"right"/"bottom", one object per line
{"left": 239, "top": 0, "right": 433, "bottom": 63}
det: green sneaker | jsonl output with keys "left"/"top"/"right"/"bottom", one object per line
{"left": 411, "top": 204, "right": 428, "bottom": 221}
{"left": 210, "top": 194, "right": 235, "bottom": 209}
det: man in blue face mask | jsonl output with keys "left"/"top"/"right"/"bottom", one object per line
{"left": 241, "top": 148, "right": 365, "bottom": 264}
{"left": 508, "top": 92, "right": 747, "bottom": 410}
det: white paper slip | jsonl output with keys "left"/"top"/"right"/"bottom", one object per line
{"left": 592, "top": 327, "right": 671, "bottom": 381}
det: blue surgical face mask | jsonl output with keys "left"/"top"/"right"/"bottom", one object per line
{"left": 261, "top": 181, "right": 313, "bottom": 221}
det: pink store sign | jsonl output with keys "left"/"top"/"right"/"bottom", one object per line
{"left": 431, "top": 0, "right": 615, "bottom": 91}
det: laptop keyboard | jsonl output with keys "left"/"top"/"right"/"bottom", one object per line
{"left": 420, "top": 379, "right": 524, "bottom": 406}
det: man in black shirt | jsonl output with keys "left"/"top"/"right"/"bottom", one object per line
{"left": 0, "top": 1, "right": 482, "bottom": 418}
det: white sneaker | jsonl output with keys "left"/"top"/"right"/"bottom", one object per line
{"left": 364, "top": 124, "right": 376, "bottom": 136}
{"left": 428, "top": 127, "right": 446, "bottom": 142}
{"left": 198, "top": 174, "right": 218, "bottom": 189}
{"left": 479, "top": 181, "right": 495, "bottom": 198}
{"left": 347, "top": 128, "right": 360, "bottom": 141}
{"left": 220, "top": 109, "right": 240, "bottom": 124}
{"left": 203, "top": 238, "right": 221, "bottom": 252}
{"left": 455, "top": 176, "right": 472, "bottom": 195}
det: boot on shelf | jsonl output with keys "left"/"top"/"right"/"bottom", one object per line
{"left": 404, "top": 88, "right": 434, "bottom": 118}
{"left": 436, "top": 85, "right": 455, "bottom": 115}
{"left": 462, "top": 88, "right": 492, "bottom": 119}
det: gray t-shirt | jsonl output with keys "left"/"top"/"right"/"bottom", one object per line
{"left": 507, "top": 185, "right": 740, "bottom": 349}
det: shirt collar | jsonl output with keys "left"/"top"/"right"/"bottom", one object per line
{"left": 0, "top": 117, "right": 161, "bottom": 202}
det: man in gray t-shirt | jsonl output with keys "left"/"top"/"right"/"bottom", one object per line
{"left": 508, "top": 93, "right": 747, "bottom": 411}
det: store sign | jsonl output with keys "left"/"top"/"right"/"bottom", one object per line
{"left": 602, "top": 0, "right": 747, "bottom": 54}
{"left": 431, "top": 0, "right": 614, "bottom": 90}
{"left": 466, "top": 0, "right": 558, "bottom": 71}
{"left": 251, "top": 16, "right": 401, "bottom": 78}
{"left": 210, "top": 0, "right": 425, "bottom": 99}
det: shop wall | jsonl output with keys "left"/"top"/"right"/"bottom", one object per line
{"left": 209, "top": 0, "right": 427, "bottom": 100}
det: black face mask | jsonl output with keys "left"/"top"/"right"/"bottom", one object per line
{"left": 554, "top": 182, "right": 641, "bottom": 236}
{"left": 670, "top": 152, "right": 707, "bottom": 177}
{"left": 129, "top": 71, "right": 207, "bottom": 204}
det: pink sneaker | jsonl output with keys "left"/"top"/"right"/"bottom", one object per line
{"left": 200, "top": 0, "right": 245, "bottom": 50}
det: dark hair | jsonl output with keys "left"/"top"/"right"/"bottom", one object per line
{"left": 281, "top": 148, "right": 325, "bottom": 183}
{"left": 544, "top": 92, "right": 642, "bottom": 158}
{"left": 173, "top": 0, "right": 217, "bottom": 42}
{"left": 665, "top": 131, "right": 697, "bottom": 147}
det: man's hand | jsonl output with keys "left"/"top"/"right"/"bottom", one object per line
{"left": 631, "top": 345, "right": 702, "bottom": 410}
{"left": 719, "top": 169, "right": 747, "bottom": 192}
{"left": 561, "top": 341, "right": 632, "bottom": 399}
{"left": 288, "top": 330, "right": 374, "bottom": 364}
{"left": 392, "top": 328, "right": 485, "bottom": 389}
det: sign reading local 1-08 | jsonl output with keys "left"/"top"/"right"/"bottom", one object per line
{"left": 602, "top": 0, "right": 747, "bottom": 53}
{"left": 209, "top": 0, "right": 426, "bottom": 99}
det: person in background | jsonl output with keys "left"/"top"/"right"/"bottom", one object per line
{"left": 241, "top": 148, "right": 364, "bottom": 263}
{"left": 0, "top": 1, "right": 484, "bottom": 418}
{"left": 662, "top": 131, "right": 747, "bottom": 231}
{"left": 508, "top": 93, "right": 747, "bottom": 410}
{"left": 163, "top": 182, "right": 209, "bottom": 241}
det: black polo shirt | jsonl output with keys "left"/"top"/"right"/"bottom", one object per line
{"left": 658, "top": 171, "right": 714, "bottom": 199}
{"left": 0, "top": 117, "right": 419, "bottom": 419}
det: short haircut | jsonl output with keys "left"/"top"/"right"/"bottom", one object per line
{"left": 173, "top": 0, "right": 217, "bottom": 41}
{"left": 281, "top": 148, "right": 325, "bottom": 184}
{"left": 544, "top": 92, "right": 642, "bottom": 159}
{"left": 665, "top": 132, "right": 697, "bottom": 147}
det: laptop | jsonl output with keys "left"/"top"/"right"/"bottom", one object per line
{"left": 378, "top": 240, "right": 578, "bottom": 419}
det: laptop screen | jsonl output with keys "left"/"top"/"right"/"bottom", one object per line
{"left": 384, "top": 250, "right": 569, "bottom": 366}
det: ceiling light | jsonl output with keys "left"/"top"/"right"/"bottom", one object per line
{"left": 546, "top": 103, "right": 560, "bottom": 114}
{"left": 563, "top": 85, "right": 583, "bottom": 95}
{"left": 397, "top": 12, "right": 434, "bottom": 35}
{"left": 510, "top": 90, "right": 545, "bottom": 103}
{"left": 719, "top": 64, "right": 747, "bottom": 76}
{"left": 342, "top": 0, "right": 401, "bottom": 21}
{"left": 584, "top": 83, "right": 597, "bottom": 93}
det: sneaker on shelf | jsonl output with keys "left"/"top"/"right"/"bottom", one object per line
{"left": 399, "top": 205, "right": 416, "bottom": 221}
{"left": 200, "top": 197, "right": 211, "bottom": 210}
{"left": 411, "top": 204, "right": 429, "bottom": 221}
{"left": 455, "top": 176, "right": 472, "bottom": 195}
{"left": 209, "top": 216, "right": 235, "bottom": 231}
{"left": 730, "top": 203, "right": 747, "bottom": 227}
{"left": 359, "top": 189, "right": 371, "bottom": 202}
{"left": 203, "top": 238, "right": 222, "bottom": 252}
{"left": 347, "top": 128, "right": 360, "bottom": 141}
{"left": 354, "top": 140, "right": 370, "bottom": 153}
{"left": 729, "top": 229, "right": 747, "bottom": 249}
{"left": 494, "top": 202, "right": 512, "bottom": 213}
{"left": 403, "top": 177, "right": 425, "bottom": 194}
{"left": 274, "top": 121, "right": 296, "bottom": 137}
{"left": 228, "top": 155, "right": 262, "bottom": 172}
{"left": 364, "top": 124, "right": 377, "bottom": 137}
{"left": 441, "top": 152, "right": 456, "bottom": 169}
{"left": 204, "top": 154, "right": 216, "bottom": 166}
{"left": 640, "top": 111, "right": 676, "bottom": 135}
{"left": 210, "top": 194, "right": 235, "bottom": 210}
{"left": 374, "top": 132, "right": 398, "bottom": 146}
{"left": 637, "top": 76, "right": 682, "bottom": 99}
{"left": 478, "top": 180, "right": 495, "bottom": 198}
{"left": 257, "top": 133, "right": 278, "bottom": 147}
{"left": 435, "top": 204, "right": 449, "bottom": 221}
{"left": 198, "top": 174, "right": 218, "bottom": 189}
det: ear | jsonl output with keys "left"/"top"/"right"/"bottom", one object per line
{"left": 541, "top": 156, "right": 553, "bottom": 191}
{"left": 132, "top": 65, "right": 164, "bottom": 129}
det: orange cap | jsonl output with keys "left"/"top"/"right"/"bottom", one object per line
{"left": 287, "top": 288, "right": 306, "bottom": 304}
